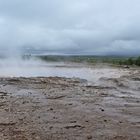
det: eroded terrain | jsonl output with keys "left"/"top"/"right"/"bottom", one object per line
{"left": 0, "top": 67, "right": 140, "bottom": 140}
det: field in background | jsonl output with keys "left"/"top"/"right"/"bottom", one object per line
{"left": 22, "top": 55, "right": 140, "bottom": 66}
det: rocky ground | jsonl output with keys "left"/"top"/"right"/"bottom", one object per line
{"left": 0, "top": 67, "right": 140, "bottom": 140}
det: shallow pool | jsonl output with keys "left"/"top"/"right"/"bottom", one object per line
{"left": 0, "top": 59, "right": 128, "bottom": 82}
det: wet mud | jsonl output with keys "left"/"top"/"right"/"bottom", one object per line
{"left": 0, "top": 66, "right": 140, "bottom": 140}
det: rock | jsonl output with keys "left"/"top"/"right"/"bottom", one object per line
{"left": 65, "top": 125, "right": 84, "bottom": 129}
{"left": 70, "top": 121, "right": 77, "bottom": 123}
{"left": 123, "top": 65, "right": 130, "bottom": 69}
{"left": 87, "top": 135, "right": 92, "bottom": 139}
{"left": 100, "top": 108, "right": 105, "bottom": 112}
{"left": 50, "top": 108, "right": 53, "bottom": 111}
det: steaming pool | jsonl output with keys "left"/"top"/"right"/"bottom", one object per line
{"left": 0, "top": 60, "right": 127, "bottom": 82}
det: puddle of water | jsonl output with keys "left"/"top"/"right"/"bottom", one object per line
{"left": 0, "top": 59, "right": 128, "bottom": 82}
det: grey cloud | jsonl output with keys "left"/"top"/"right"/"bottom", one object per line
{"left": 0, "top": 0, "right": 140, "bottom": 56}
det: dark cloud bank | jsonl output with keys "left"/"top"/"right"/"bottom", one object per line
{"left": 0, "top": 0, "right": 140, "bottom": 56}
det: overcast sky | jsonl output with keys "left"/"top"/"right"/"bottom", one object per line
{"left": 0, "top": 0, "right": 140, "bottom": 56}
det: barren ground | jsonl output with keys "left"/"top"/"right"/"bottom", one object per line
{"left": 0, "top": 66, "right": 140, "bottom": 140}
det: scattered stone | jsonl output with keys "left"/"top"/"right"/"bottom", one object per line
{"left": 46, "top": 95, "right": 66, "bottom": 100}
{"left": 65, "top": 125, "right": 84, "bottom": 129}
{"left": 87, "top": 135, "right": 92, "bottom": 139}
{"left": 0, "top": 122, "right": 16, "bottom": 126}
{"left": 123, "top": 65, "right": 130, "bottom": 69}
{"left": 70, "top": 121, "right": 77, "bottom": 123}
{"left": 68, "top": 103, "right": 73, "bottom": 106}
{"left": 100, "top": 108, "right": 105, "bottom": 112}
{"left": 49, "top": 126, "right": 53, "bottom": 130}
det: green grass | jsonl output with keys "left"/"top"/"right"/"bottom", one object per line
{"left": 21, "top": 55, "right": 140, "bottom": 66}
